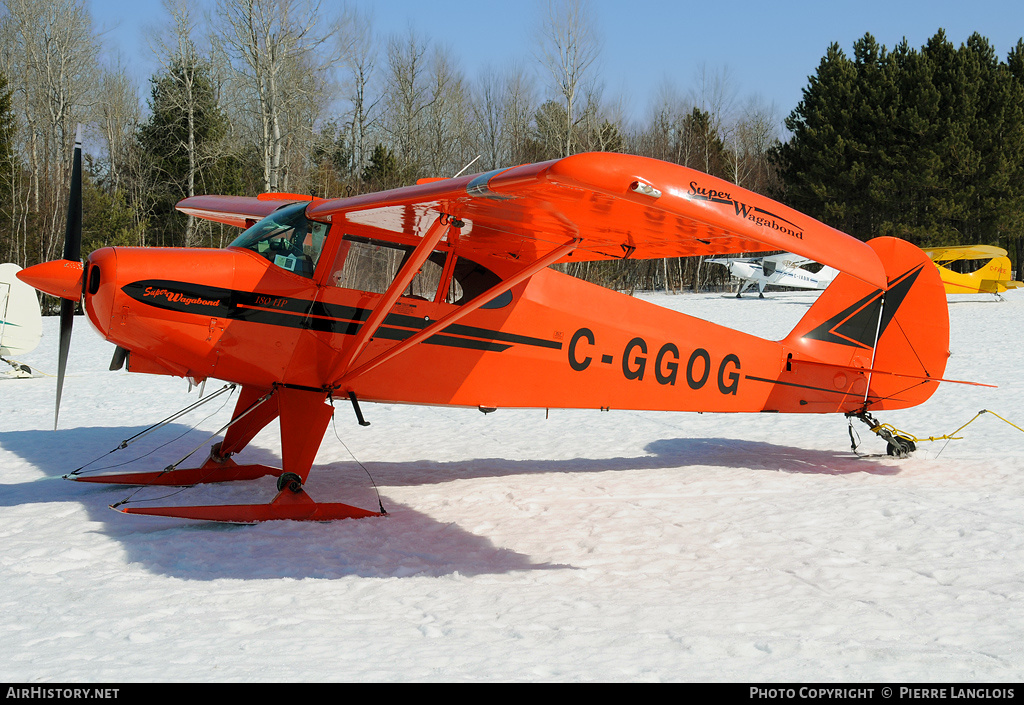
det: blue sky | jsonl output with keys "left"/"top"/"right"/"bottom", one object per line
{"left": 89, "top": 0, "right": 1024, "bottom": 125}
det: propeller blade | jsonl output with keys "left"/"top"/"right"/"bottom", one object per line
{"left": 55, "top": 298, "right": 74, "bottom": 429}
{"left": 109, "top": 346, "right": 127, "bottom": 371}
{"left": 54, "top": 125, "right": 83, "bottom": 429}
{"left": 63, "top": 125, "right": 83, "bottom": 262}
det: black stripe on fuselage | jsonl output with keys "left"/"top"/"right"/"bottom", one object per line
{"left": 743, "top": 373, "right": 917, "bottom": 406}
{"left": 121, "top": 279, "right": 560, "bottom": 353}
{"left": 744, "top": 374, "right": 855, "bottom": 396}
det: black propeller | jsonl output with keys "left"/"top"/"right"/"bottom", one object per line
{"left": 55, "top": 125, "right": 83, "bottom": 430}
{"left": 109, "top": 346, "right": 128, "bottom": 371}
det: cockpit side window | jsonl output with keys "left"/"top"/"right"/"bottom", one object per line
{"left": 228, "top": 202, "right": 328, "bottom": 278}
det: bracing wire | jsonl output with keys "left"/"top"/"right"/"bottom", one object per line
{"left": 65, "top": 384, "right": 237, "bottom": 478}
{"left": 110, "top": 387, "right": 278, "bottom": 510}
{"left": 328, "top": 396, "right": 387, "bottom": 515}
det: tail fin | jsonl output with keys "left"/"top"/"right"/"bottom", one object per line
{"left": 777, "top": 237, "right": 949, "bottom": 413}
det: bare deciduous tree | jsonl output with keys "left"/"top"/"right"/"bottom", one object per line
{"left": 502, "top": 62, "right": 537, "bottom": 166}
{"left": 689, "top": 62, "right": 737, "bottom": 172}
{"left": 534, "top": 0, "right": 601, "bottom": 157}
{"left": 471, "top": 62, "right": 539, "bottom": 170}
{"left": 473, "top": 66, "right": 506, "bottom": 171}
{"left": 342, "top": 8, "right": 377, "bottom": 180}
{"left": 212, "top": 0, "right": 347, "bottom": 192}
{"left": 729, "top": 95, "right": 780, "bottom": 193}
{"left": 96, "top": 60, "right": 139, "bottom": 192}
{"left": 424, "top": 44, "right": 473, "bottom": 177}
{"left": 1, "top": 0, "right": 99, "bottom": 261}
{"left": 381, "top": 28, "right": 431, "bottom": 176}
{"left": 148, "top": 0, "right": 208, "bottom": 246}
{"left": 95, "top": 59, "right": 149, "bottom": 247}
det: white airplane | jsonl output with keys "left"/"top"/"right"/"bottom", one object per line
{"left": 1, "top": 262, "right": 42, "bottom": 378}
{"left": 707, "top": 253, "right": 839, "bottom": 298}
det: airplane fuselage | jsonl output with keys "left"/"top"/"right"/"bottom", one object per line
{"left": 717, "top": 259, "right": 834, "bottom": 292}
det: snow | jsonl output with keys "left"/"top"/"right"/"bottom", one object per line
{"left": 1, "top": 290, "right": 1023, "bottom": 682}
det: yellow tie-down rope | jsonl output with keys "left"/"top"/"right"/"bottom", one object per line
{"left": 874, "top": 409, "right": 1024, "bottom": 444}
{"left": 849, "top": 409, "right": 1023, "bottom": 458}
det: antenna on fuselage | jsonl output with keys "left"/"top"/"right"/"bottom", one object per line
{"left": 452, "top": 155, "right": 481, "bottom": 179}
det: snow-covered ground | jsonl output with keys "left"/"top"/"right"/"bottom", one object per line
{"left": 1, "top": 289, "right": 1022, "bottom": 682}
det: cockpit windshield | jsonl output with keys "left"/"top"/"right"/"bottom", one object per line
{"left": 228, "top": 202, "right": 329, "bottom": 278}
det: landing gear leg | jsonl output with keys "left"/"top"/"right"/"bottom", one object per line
{"left": 848, "top": 410, "right": 917, "bottom": 459}
{"left": 109, "top": 386, "right": 384, "bottom": 522}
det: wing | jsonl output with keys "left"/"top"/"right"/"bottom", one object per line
{"left": 180, "top": 153, "right": 886, "bottom": 288}
{"left": 922, "top": 244, "right": 1007, "bottom": 263}
{"left": 766, "top": 254, "right": 816, "bottom": 268}
{"left": 176, "top": 193, "right": 314, "bottom": 228}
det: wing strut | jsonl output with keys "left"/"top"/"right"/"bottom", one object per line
{"left": 864, "top": 293, "right": 886, "bottom": 404}
{"left": 333, "top": 237, "right": 580, "bottom": 388}
{"left": 329, "top": 216, "right": 452, "bottom": 380}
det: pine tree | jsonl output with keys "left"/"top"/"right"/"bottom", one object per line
{"left": 138, "top": 59, "right": 241, "bottom": 248}
{"left": 682, "top": 107, "right": 729, "bottom": 179}
{"left": 776, "top": 42, "right": 859, "bottom": 232}
{"left": 1005, "top": 40, "right": 1024, "bottom": 273}
{"left": 81, "top": 166, "right": 143, "bottom": 255}
{"left": 361, "top": 144, "right": 405, "bottom": 191}
{"left": 777, "top": 30, "right": 1024, "bottom": 261}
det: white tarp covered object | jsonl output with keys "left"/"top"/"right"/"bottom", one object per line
{"left": 1, "top": 263, "right": 43, "bottom": 373}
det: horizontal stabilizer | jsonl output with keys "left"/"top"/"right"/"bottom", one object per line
{"left": 790, "top": 357, "right": 995, "bottom": 388}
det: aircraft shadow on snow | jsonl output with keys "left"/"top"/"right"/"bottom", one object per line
{"left": 0, "top": 423, "right": 896, "bottom": 581}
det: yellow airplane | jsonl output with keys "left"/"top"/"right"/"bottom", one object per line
{"left": 922, "top": 245, "right": 1023, "bottom": 298}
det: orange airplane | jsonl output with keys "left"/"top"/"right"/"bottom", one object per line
{"left": 18, "top": 131, "right": 965, "bottom": 522}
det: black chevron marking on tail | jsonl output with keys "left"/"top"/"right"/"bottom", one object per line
{"left": 802, "top": 265, "right": 923, "bottom": 349}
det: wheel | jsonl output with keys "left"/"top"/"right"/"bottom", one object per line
{"left": 885, "top": 436, "right": 916, "bottom": 458}
{"left": 277, "top": 472, "right": 303, "bottom": 493}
